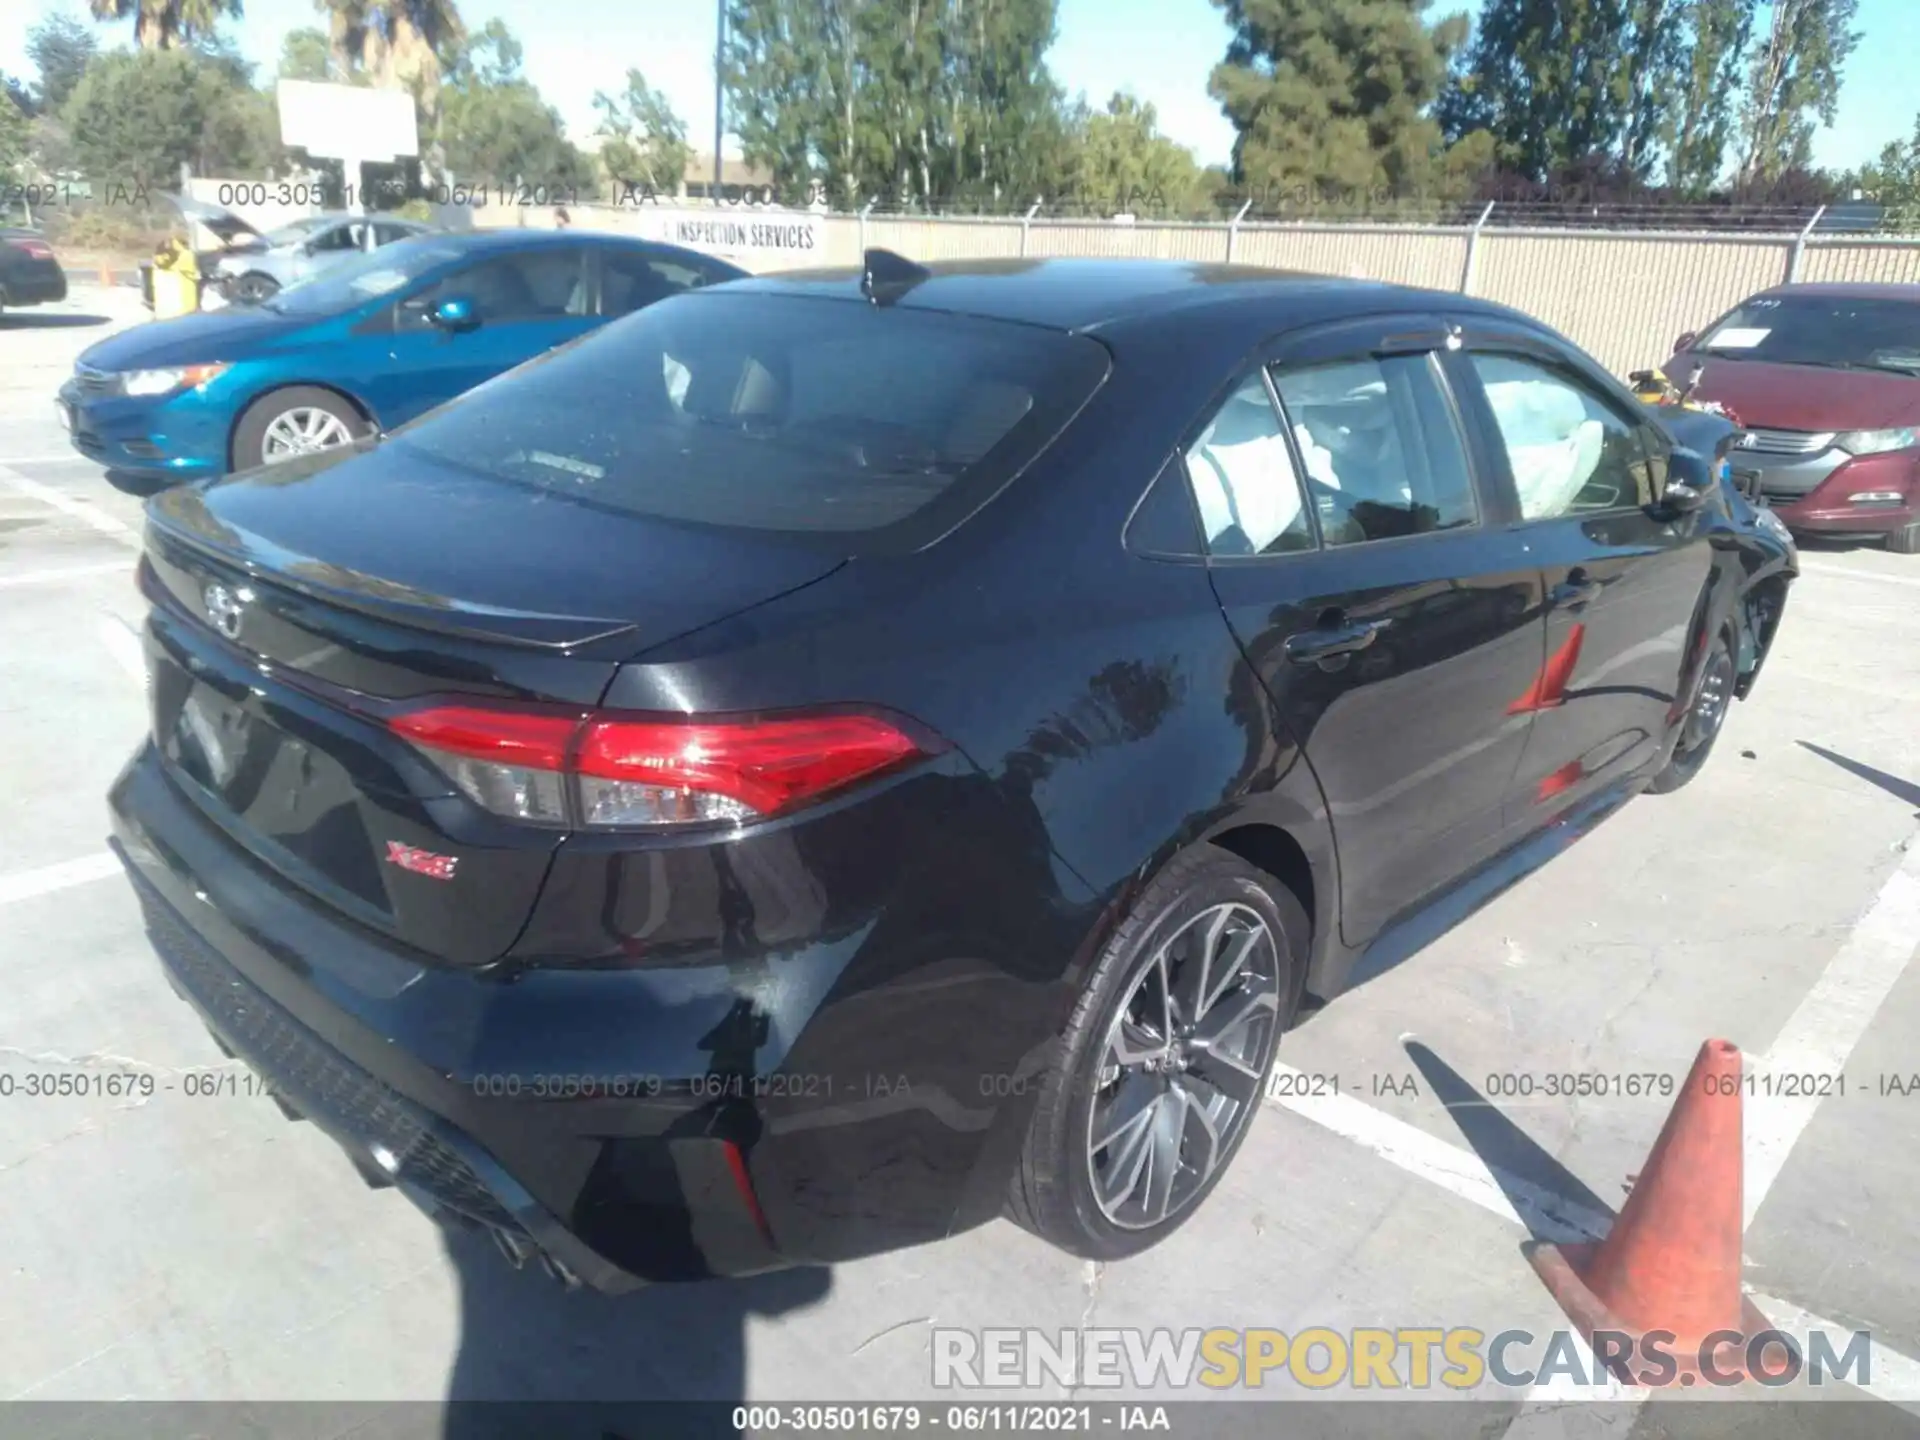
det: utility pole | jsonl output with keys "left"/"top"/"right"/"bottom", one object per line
{"left": 712, "top": 0, "right": 727, "bottom": 204}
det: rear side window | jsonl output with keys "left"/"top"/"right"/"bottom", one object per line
{"left": 1182, "top": 374, "right": 1314, "bottom": 556}
{"left": 389, "top": 292, "right": 1110, "bottom": 542}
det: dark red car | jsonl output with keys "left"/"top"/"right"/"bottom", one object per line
{"left": 1664, "top": 283, "right": 1920, "bottom": 554}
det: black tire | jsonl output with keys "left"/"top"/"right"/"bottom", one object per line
{"left": 1648, "top": 626, "right": 1737, "bottom": 794}
{"left": 1007, "top": 846, "right": 1305, "bottom": 1260}
{"left": 1888, "top": 521, "right": 1920, "bottom": 556}
{"left": 230, "top": 386, "right": 364, "bottom": 473}
{"left": 233, "top": 272, "right": 279, "bottom": 305}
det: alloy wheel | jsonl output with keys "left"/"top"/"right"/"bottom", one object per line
{"left": 1086, "top": 902, "right": 1280, "bottom": 1230}
{"left": 261, "top": 407, "right": 354, "bottom": 462}
{"left": 1680, "top": 644, "right": 1735, "bottom": 756}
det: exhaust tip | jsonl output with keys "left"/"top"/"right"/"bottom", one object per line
{"left": 490, "top": 1223, "right": 537, "bottom": 1270}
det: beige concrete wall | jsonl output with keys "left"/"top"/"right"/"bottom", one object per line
{"left": 1470, "top": 232, "right": 1795, "bottom": 373}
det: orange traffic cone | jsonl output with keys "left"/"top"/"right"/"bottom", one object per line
{"left": 1507, "top": 624, "right": 1585, "bottom": 715}
{"left": 1525, "top": 1038, "right": 1782, "bottom": 1386}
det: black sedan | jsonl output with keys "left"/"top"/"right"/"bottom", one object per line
{"left": 108, "top": 255, "right": 1795, "bottom": 1288}
{"left": 0, "top": 227, "right": 68, "bottom": 313}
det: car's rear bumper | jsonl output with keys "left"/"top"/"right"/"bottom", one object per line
{"left": 110, "top": 743, "right": 802, "bottom": 1288}
{"left": 109, "top": 738, "right": 1066, "bottom": 1285}
{"left": 1, "top": 261, "right": 67, "bottom": 305}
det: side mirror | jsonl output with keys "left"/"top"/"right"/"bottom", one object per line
{"left": 1661, "top": 479, "right": 1706, "bottom": 513}
{"left": 430, "top": 295, "right": 480, "bottom": 332}
{"left": 1673, "top": 330, "right": 1698, "bottom": 355}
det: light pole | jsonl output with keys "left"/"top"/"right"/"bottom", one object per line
{"left": 712, "top": 0, "right": 726, "bottom": 204}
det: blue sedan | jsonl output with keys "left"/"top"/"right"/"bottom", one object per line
{"left": 58, "top": 229, "right": 746, "bottom": 481}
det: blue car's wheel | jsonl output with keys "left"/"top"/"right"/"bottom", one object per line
{"left": 232, "top": 387, "right": 364, "bottom": 473}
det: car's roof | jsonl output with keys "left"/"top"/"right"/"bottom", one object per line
{"left": 417, "top": 227, "right": 692, "bottom": 254}
{"left": 1756, "top": 282, "right": 1920, "bottom": 302}
{"left": 719, "top": 257, "right": 1505, "bottom": 336}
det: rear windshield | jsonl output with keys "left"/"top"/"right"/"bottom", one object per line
{"left": 386, "top": 290, "right": 1111, "bottom": 541}
{"left": 1695, "top": 295, "right": 1920, "bottom": 374}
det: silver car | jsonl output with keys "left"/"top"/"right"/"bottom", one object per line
{"left": 171, "top": 195, "right": 436, "bottom": 305}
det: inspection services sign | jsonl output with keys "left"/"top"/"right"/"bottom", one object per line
{"left": 646, "top": 208, "right": 824, "bottom": 260}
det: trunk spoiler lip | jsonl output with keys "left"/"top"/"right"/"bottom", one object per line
{"left": 144, "top": 508, "right": 645, "bottom": 652}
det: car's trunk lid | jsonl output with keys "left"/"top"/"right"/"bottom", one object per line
{"left": 140, "top": 443, "right": 848, "bottom": 965}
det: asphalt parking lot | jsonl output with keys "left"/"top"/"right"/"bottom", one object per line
{"left": 2, "top": 286, "right": 1919, "bottom": 1438}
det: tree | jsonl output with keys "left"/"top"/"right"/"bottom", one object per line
{"left": 439, "top": 80, "right": 588, "bottom": 190}
{"left": 445, "top": 18, "right": 522, "bottom": 88}
{"left": 1212, "top": 0, "right": 1470, "bottom": 205}
{"left": 1737, "top": 0, "right": 1860, "bottom": 183}
{"left": 593, "top": 69, "right": 693, "bottom": 194}
{"left": 61, "top": 47, "right": 283, "bottom": 187}
{"left": 315, "top": 0, "right": 469, "bottom": 186}
{"left": 89, "top": 0, "right": 242, "bottom": 51}
{"left": 435, "top": 19, "right": 585, "bottom": 191}
{"left": 1057, "top": 92, "right": 1212, "bottom": 215}
{"left": 2, "top": 73, "right": 35, "bottom": 121}
{"left": 27, "top": 16, "right": 99, "bottom": 113}
{"left": 1439, "top": 0, "right": 1632, "bottom": 182}
{"left": 1855, "top": 112, "right": 1920, "bottom": 228}
{"left": 1, "top": 85, "right": 29, "bottom": 185}
{"left": 722, "top": 0, "right": 1068, "bottom": 209}
{"left": 1665, "top": 0, "right": 1756, "bottom": 193}
{"left": 278, "top": 27, "right": 336, "bottom": 81}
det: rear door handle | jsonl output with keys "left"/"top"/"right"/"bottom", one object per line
{"left": 1284, "top": 616, "right": 1393, "bottom": 667}
{"left": 1548, "top": 569, "right": 1604, "bottom": 610}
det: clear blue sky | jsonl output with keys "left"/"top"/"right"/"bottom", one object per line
{"left": 6, "top": 0, "right": 1914, "bottom": 172}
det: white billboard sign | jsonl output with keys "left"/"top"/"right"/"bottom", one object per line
{"left": 277, "top": 80, "right": 419, "bottom": 162}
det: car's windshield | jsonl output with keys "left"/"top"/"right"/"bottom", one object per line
{"left": 1695, "top": 295, "right": 1920, "bottom": 374}
{"left": 266, "top": 238, "right": 466, "bottom": 317}
{"left": 260, "top": 216, "right": 334, "bottom": 248}
{"left": 387, "top": 290, "right": 1111, "bottom": 540}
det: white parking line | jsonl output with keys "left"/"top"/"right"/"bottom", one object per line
{"left": 1269, "top": 828, "right": 1920, "bottom": 1420}
{"left": 1267, "top": 1063, "right": 1613, "bottom": 1243}
{"left": 0, "top": 853, "right": 123, "bottom": 909}
{"left": 1744, "top": 839, "right": 1920, "bottom": 1226}
{"left": 1267, "top": 1064, "right": 1920, "bottom": 1412}
{"left": 0, "top": 465, "right": 140, "bottom": 549}
{"left": 0, "top": 560, "right": 133, "bottom": 589}
{"left": 1795, "top": 561, "right": 1920, "bottom": 591}
{"left": 96, "top": 616, "right": 146, "bottom": 683}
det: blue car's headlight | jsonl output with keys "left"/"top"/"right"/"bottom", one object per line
{"left": 119, "top": 363, "right": 230, "bottom": 397}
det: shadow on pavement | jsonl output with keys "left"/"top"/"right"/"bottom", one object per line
{"left": 0, "top": 312, "right": 113, "bottom": 328}
{"left": 1404, "top": 1039, "right": 1615, "bottom": 1243}
{"left": 441, "top": 1222, "right": 832, "bottom": 1439}
{"left": 1797, "top": 742, "right": 1920, "bottom": 819}
{"left": 104, "top": 468, "right": 176, "bottom": 498}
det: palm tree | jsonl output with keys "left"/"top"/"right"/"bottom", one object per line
{"left": 313, "top": 0, "right": 463, "bottom": 95}
{"left": 314, "top": 0, "right": 463, "bottom": 180}
{"left": 90, "top": 0, "right": 240, "bottom": 50}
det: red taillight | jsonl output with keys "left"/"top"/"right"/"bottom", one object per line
{"left": 8, "top": 238, "right": 54, "bottom": 260}
{"left": 389, "top": 705, "right": 582, "bottom": 769}
{"left": 387, "top": 704, "right": 934, "bottom": 829}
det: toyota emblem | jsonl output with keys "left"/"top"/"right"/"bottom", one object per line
{"left": 203, "top": 581, "right": 246, "bottom": 641}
